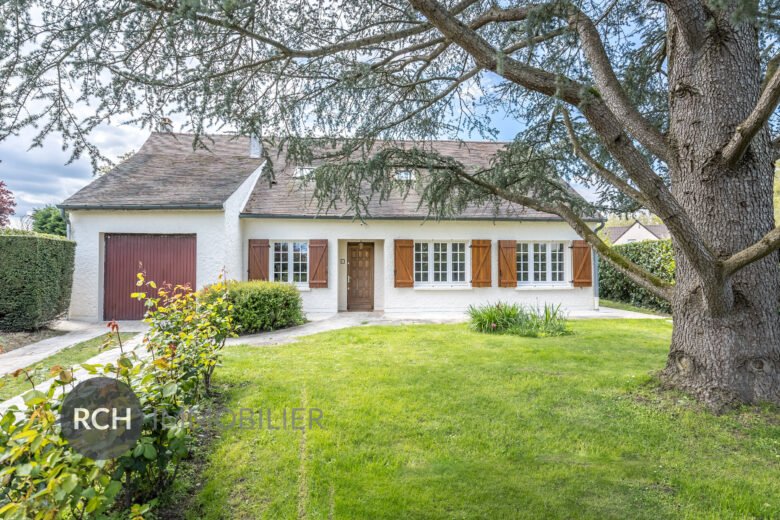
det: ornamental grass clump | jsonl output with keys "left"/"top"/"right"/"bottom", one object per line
{"left": 467, "top": 302, "right": 572, "bottom": 338}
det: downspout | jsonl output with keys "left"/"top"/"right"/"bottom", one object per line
{"left": 592, "top": 219, "right": 606, "bottom": 310}
{"left": 60, "top": 208, "right": 71, "bottom": 240}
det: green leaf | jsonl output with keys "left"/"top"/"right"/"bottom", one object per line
{"left": 162, "top": 382, "right": 178, "bottom": 398}
{"left": 118, "top": 357, "right": 133, "bottom": 369}
{"left": 132, "top": 443, "right": 144, "bottom": 458}
{"left": 61, "top": 473, "right": 78, "bottom": 493}
{"left": 22, "top": 390, "right": 46, "bottom": 406}
{"left": 143, "top": 443, "right": 157, "bottom": 460}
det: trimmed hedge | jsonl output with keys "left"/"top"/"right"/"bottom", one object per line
{"left": 0, "top": 229, "right": 75, "bottom": 331}
{"left": 201, "top": 280, "right": 305, "bottom": 334}
{"left": 599, "top": 239, "right": 675, "bottom": 313}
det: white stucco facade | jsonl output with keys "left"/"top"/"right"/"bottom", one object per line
{"left": 241, "top": 218, "right": 597, "bottom": 315}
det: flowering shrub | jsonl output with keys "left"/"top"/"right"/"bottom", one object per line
{"left": 467, "top": 302, "right": 572, "bottom": 337}
{"left": 0, "top": 274, "right": 235, "bottom": 519}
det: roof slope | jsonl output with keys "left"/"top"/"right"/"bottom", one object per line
{"left": 606, "top": 221, "right": 670, "bottom": 242}
{"left": 60, "top": 133, "right": 263, "bottom": 210}
{"left": 243, "top": 141, "right": 591, "bottom": 221}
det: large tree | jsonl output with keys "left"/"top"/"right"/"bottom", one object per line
{"left": 1, "top": 0, "right": 779, "bottom": 408}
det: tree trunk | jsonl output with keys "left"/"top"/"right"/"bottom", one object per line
{"left": 661, "top": 8, "right": 780, "bottom": 409}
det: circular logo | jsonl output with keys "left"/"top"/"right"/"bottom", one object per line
{"left": 60, "top": 377, "right": 144, "bottom": 460}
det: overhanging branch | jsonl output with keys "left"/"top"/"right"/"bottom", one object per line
{"left": 450, "top": 166, "right": 674, "bottom": 301}
{"left": 722, "top": 66, "right": 780, "bottom": 165}
{"left": 722, "top": 225, "right": 780, "bottom": 277}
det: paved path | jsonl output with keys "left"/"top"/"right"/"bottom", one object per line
{"left": 0, "top": 334, "right": 147, "bottom": 414}
{"left": 0, "top": 320, "right": 147, "bottom": 378}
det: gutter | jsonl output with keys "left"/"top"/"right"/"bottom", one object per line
{"left": 239, "top": 212, "right": 604, "bottom": 223}
{"left": 592, "top": 219, "right": 607, "bottom": 310}
{"left": 57, "top": 203, "right": 224, "bottom": 211}
{"left": 59, "top": 208, "right": 71, "bottom": 240}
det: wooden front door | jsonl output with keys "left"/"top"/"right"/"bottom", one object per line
{"left": 347, "top": 242, "right": 374, "bottom": 311}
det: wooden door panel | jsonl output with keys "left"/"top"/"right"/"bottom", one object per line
{"left": 347, "top": 243, "right": 374, "bottom": 310}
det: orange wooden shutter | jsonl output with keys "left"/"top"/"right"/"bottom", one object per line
{"left": 572, "top": 240, "right": 593, "bottom": 287}
{"left": 309, "top": 239, "right": 328, "bottom": 288}
{"left": 498, "top": 240, "right": 517, "bottom": 287}
{"left": 248, "top": 239, "right": 270, "bottom": 281}
{"left": 471, "top": 240, "right": 492, "bottom": 287}
{"left": 394, "top": 239, "right": 414, "bottom": 287}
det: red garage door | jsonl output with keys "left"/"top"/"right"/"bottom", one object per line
{"left": 104, "top": 234, "right": 196, "bottom": 320}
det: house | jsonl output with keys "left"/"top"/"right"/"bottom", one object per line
{"left": 606, "top": 220, "right": 670, "bottom": 245}
{"left": 59, "top": 133, "right": 601, "bottom": 321}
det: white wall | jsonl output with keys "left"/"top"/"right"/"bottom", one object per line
{"left": 68, "top": 209, "right": 231, "bottom": 320}
{"left": 222, "top": 164, "right": 264, "bottom": 280}
{"left": 613, "top": 222, "right": 658, "bottom": 245}
{"left": 242, "top": 218, "right": 596, "bottom": 314}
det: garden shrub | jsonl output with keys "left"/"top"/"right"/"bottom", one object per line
{"left": 598, "top": 240, "right": 675, "bottom": 313}
{"left": 467, "top": 301, "right": 572, "bottom": 337}
{"left": 0, "top": 275, "right": 235, "bottom": 519}
{"left": 0, "top": 229, "right": 75, "bottom": 331}
{"left": 201, "top": 280, "right": 305, "bottom": 334}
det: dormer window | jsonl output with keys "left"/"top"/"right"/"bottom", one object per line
{"left": 395, "top": 170, "right": 415, "bottom": 181}
{"left": 294, "top": 166, "right": 314, "bottom": 178}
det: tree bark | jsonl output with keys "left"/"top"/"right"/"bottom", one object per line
{"left": 661, "top": 7, "right": 780, "bottom": 409}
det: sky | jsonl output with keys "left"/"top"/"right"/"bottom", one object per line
{"left": 0, "top": 110, "right": 597, "bottom": 223}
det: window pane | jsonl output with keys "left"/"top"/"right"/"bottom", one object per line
{"left": 516, "top": 243, "right": 529, "bottom": 282}
{"left": 451, "top": 242, "right": 466, "bottom": 282}
{"left": 433, "top": 242, "right": 448, "bottom": 282}
{"left": 273, "top": 242, "right": 289, "bottom": 282}
{"left": 551, "top": 243, "right": 564, "bottom": 282}
{"left": 414, "top": 242, "right": 429, "bottom": 282}
{"left": 533, "top": 243, "right": 547, "bottom": 282}
{"left": 293, "top": 242, "right": 308, "bottom": 283}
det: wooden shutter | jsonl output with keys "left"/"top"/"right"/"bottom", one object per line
{"left": 248, "top": 239, "right": 270, "bottom": 281}
{"left": 309, "top": 239, "right": 328, "bottom": 288}
{"left": 498, "top": 240, "right": 517, "bottom": 287}
{"left": 471, "top": 240, "right": 492, "bottom": 287}
{"left": 394, "top": 239, "right": 414, "bottom": 287}
{"left": 572, "top": 240, "right": 593, "bottom": 287}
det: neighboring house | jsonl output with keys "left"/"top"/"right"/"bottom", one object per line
{"left": 60, "top": 133, "right": 601, "bottom": 321}
{"left": 606, "top": 220, "right": 670, "bottom": 245}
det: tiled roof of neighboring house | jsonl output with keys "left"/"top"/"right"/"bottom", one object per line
{"left": 644, "top": 224, "right": 671, "bottom": 239}
{"left": 243, "top": 141, "right": 596, "bottom": 221}
{"left": 60, "top": 133, "right": 263, "bottom": 210}
{"left": 606, "top": 221, "right": 670, "bottom": 243}
{"left": 606, "top": 224, "right": 632, "bottom": 243}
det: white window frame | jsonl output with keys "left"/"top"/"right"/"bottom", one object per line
{"left": 413, "top": 240, "right": 469, "bottom": 286}
{"left": 394, "top": 170, "right": 415, "bottom": 181}
{"left": 294, "top": 166, "right": 314, "bottom": 178}
{"left": 516, "top": 241, "right": 569, "bottom": 287}
{"left": 271, "top": 240, "right": 309, "bottom": 285}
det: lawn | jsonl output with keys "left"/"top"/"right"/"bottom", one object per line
{"left": 170, "top": 320, "right": 778, "bottom": 520}
{"left": 0, "top": 332, "right": 136, "bottom": 401}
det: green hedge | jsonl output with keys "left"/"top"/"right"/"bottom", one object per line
{"left": 201, "top": 280, "right": 305, "bottom": 334}
{"left": 0, "top": 229, "right": 75, "bottom": 331}
{"left": 599, "top": 239, "right": 675, "bottom": 313}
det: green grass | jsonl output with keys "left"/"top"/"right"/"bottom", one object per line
{"left": 0, "top": 332, "right": 136, "bottom": 401}
{"left": 600, "top": 298, "right": 669, "bottom": 317}
{"left": 175, "top": 321, "right": 778, "bottom": 520}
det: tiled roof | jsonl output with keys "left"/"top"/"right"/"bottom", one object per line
{"left": 60, "top": 133, "right": 263, "bottom": 209}
{"left": 61, "top": 133, "right": 595, "bottom": 221}
{"left": 243, "top": 141, "right": 592, "bottom": 221}
{"left": 606, "top": 225, "right": 632, "bottom": 243}
{"left": 606, "top": 221, "right": 670, "bottom": 243}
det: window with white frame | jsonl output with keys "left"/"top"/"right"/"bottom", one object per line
{"left": 414, "top": 241, "right": 468, "bottom": 285}
{"left": 273, "top": 241, "right": 308, "bottom": 283}
{"left": 395, "top": 170, "right": 415, "bottom": 181}
{"left": 294, "top": 166, "right": 314, "bottom": 178}
{"left": 516, "top": 242, "right": 567, "bottom": 285}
